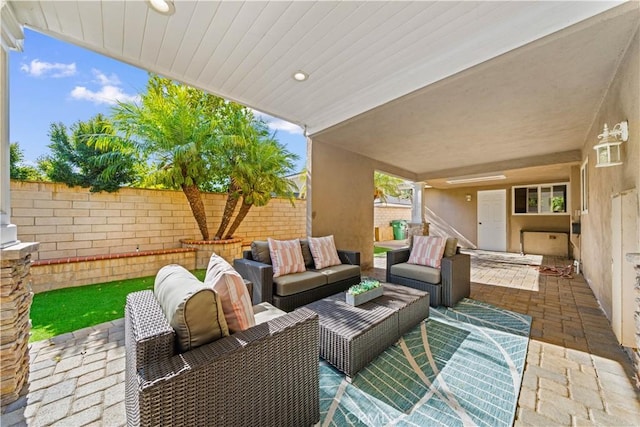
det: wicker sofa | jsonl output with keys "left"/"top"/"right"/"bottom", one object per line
{"left": 233, "top": 240, "right": 361, "bottom": 312}
{"left": 124, "top": 290, "right": 320, "bottom": 427}
{"left": 386, "top": 239, "right": 470, "bottom": 307}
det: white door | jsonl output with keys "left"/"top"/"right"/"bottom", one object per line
{"left": 477, "top": 189, "right": 507, "bottom": 251}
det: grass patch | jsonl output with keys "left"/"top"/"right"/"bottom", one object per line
{"left": 30, "top": 269, "right": 206, "bottom": 343}
{"left": 374, "top": 246, "right": 392, "bottom": 255}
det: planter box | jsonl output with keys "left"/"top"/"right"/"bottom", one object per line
{"left": 346, "top": 286, "right": 384, "bottom": 306}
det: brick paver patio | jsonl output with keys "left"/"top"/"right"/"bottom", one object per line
{"left": 1, "top": 250, "right": 639, "bottom": 426}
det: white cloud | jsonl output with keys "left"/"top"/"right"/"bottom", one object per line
{"left": 251, "top": 109, "right": 303, "bottom": 135}
{"left": 70, "top": 85, "right": 139, "bottom": 105}
{"left": 92, "top": 69, "right": 121, "bottom": 86}
{"left": 20, "top": 59, "right": 76, "bottom": 78}
{"left": 70, "top": 68, "right": 139, "bottom": 105}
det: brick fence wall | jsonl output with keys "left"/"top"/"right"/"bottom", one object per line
{"left": 11, "top": 181, "right": 306, "bottom": 262}
{"left": 374, "top": 205, "right": 411, "bottom": 228}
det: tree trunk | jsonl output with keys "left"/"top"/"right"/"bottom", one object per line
{"left": 214, "top": 183, "right": 241, "bottom": 239}
{"left": 224, "top": 199, "right": 252, "bottom": 240}
{"left": 181, "top": 183, "right": 209, "bottom": 240}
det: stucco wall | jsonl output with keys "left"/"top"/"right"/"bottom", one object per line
{"left": 580, "top": 29, "right": 639, "bottom": 319}
{"left": 310, "top": 143, "right": 375, "bottom": 269}
{"left": 10, "top": 181, "right": 306, "bottom": 261}
{"left": 425, "top": 184, "right": 571, "bottom": 253}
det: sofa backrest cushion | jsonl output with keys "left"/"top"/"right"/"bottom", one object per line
{"left": 154, "top": 264, "right": 229, "bottom": 353}
{"left": 299, "top": 239, "right": 316, "bottom": 268}
{"left": 408, "top": 236, "right": 447, "bottom": 268}
{"left": 444, "top": 237, "right": 458, "bottom": 258}
{"left": 205, "top": 254, "right": 256, "bottom": 333}
{"left": 308, "top": 235, "right": 342, "bottom": 269}
{"left": 268, "top": 238, "right": 307, "bottom": 277}
{"left": 251, "top": 240, "right": 272, "bottom": 265}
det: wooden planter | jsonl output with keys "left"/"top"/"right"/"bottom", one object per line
{"left": 345, "top": 286, "right": 384, "bottom": 306}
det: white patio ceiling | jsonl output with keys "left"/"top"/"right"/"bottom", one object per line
{"left": 5, "top": 1, "right": 639, "bottom": 186}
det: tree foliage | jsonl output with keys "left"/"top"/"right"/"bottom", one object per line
{"left": 9, "top": 142, "right": 45, "bottom": 181}
{"left": 38, "top": 114, "right": 137, "bottom": 192}
{"left": 109, "top": 75, "right": 225, "bottom": 240}
{"left": 373, "top": 172, "right": 408, "bottom": 203}
{"left": 212, "top": 106, "right": 297, "bottom": 239}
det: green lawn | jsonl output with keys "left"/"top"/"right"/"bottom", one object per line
{"left": 30, "top": 269, "right": 206, "bottom": 342}
{"left": 374, "top": 245, "right": 392, "bottom": 255}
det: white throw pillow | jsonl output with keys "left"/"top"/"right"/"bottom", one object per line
{"left": 408, "top": 235, "right": 446, "bottom": 268}
{"left": 267, "top": 238, "right": 306, "bottom": 277}
{"left": 204, "top": 254, "right": 256, "bottom": 333}
{"left": 308, "top": 235, "right": 342, "bottom": 269}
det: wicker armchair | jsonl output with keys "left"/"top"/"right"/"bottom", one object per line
{"left": 125, "top": 290, "right": 320, "bottom": 427}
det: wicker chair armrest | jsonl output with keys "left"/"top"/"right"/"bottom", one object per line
{"left": 125, "top": 290, "right": 175, "bottom": 368}
{"left": 337, "top": 249, "right": 360, "bottom": 265}
{"left": 440, "top": 253, "right": 471, "bottom": 306}
{"left": 135, "top": 308, "right": 320, "bottom": 426}
{"left": 233, "top": 258, "right": 274, "bottom": 305}
{"left": 386, "top": 248, "right": 410, "bottom": 282}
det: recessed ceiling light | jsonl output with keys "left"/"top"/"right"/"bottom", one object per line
{"left": 147, "top": 0, "right": 175, "bottom": 15}
{"left": 293, "top": 71, "right": 309, "bottom": 82}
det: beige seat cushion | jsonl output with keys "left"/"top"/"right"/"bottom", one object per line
{"left": 390, "top": 262, "right": 441, "bottom": 284}
{"left": 253, "top": 302, "right": 287, "bottom": 324}
{"left": 154, "top": 264, "right": 229, "bottom": 352}
{"left": 274, "top": 271, "right": 327, "bottom": 296}
{"left": 313, "top": 264, "right": 360, "bottom": 284}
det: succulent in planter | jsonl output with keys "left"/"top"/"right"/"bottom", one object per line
{"left": 347, "top": 279, "right": 381, "bottom": 296}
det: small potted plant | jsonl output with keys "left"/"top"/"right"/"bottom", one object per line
{"left": 346, "top": 278, "right": 383, "bottom": 306}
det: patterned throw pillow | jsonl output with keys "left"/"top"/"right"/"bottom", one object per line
{"left": 267, "top": 238, "right": 306, "bottom": 278}
{"left": 408, "top": 235, "right": 447, "bottom": 268}
{"left": 308, "top": 235, "right": 342, "bottom": 270}
{"left": 204, "top": 254, "right": 256, "bottom": 333}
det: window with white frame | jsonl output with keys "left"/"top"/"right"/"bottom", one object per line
{"left": 580, "top": 158, "right": 588, "bottom": 213}
{"left": 512, "top": 182, "right": 569, "bottom": 215}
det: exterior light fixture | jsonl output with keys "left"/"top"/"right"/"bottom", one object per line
{"left": 293, "top": 71, "right": 309, "bottom": 82}
{"left": 594, "top": 120, "right": 628, "bottom": 168}
{"left": 465, "top": 194, "right": 472, "bottom": 202}
{"left": 146, "top": 0, "right": 175, "bottom": 15}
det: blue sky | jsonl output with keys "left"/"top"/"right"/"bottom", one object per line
{"left": 9, "top": 29, "right": 308, "bottom": 173}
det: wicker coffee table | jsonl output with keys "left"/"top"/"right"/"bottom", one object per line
{"left": 304, "top": 283, "right": 429, "bottom": 381}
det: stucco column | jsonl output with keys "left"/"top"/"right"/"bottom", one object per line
{"left": 1, "top": 1, "right": 22, "bottom": 249}
{"left": 410, "top": 182, "right": 429, "bottom": 235}
{"left": 305, "top": 132, "right": 312, "bottom": 237}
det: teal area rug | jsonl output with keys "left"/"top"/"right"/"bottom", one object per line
{"left": 319, "top": 298, "right": 532, "bottom": 426}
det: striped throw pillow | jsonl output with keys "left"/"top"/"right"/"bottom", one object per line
{"left": 267, "top": 238, "right": 306, "bottom": 278}
{"left": 308, "top": 235, "right": 342, "bottom": 269}
{"left": 204, "top": 254, "right": 256, "bottom": 333}
{"left": 408, "top": 235, "right": 447, "bottom": 268}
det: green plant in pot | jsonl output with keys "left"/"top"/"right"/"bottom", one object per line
{"left": 348, "top": 279, "right": 381, "bottom": 295}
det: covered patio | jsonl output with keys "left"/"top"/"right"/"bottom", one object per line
{"left": 2, "top": 254, "right": 639, "bottom": 425}
{"left": 1, "top": 1, "right": 639, "bottom": 425}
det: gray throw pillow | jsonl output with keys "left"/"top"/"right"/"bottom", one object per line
{"left": 299, "top": 239, "right": 315, "bottom": 268}
{"left": 251, "top": 240, "right": 272, "bottom": 265}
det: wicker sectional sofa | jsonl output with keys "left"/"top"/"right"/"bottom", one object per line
{"left": 234, "top": 240, "right": 361, "bottom": 312}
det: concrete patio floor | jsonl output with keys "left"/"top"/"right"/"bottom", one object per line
{"left": 2, "top": 250, "right": 639, "bottom": 426}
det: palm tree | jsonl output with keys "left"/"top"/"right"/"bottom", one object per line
{"left": 373, "top": 171, "right": 405, "bottom": 203}
{"left": 110, "top": 75, "right": 223, "bottom": 240}
{"left": 213, "top": 107, "right": 297, "bottom": 239}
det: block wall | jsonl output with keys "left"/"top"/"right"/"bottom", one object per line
{"left": 373, "top": 206, "right": 411, "bottom": 228}
{"left": 10, "top": 181, "right": 306, "bottom": 262}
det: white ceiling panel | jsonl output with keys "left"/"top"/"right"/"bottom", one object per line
{"left": 6, "top": 0, "right": 637, "bottom": 180}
